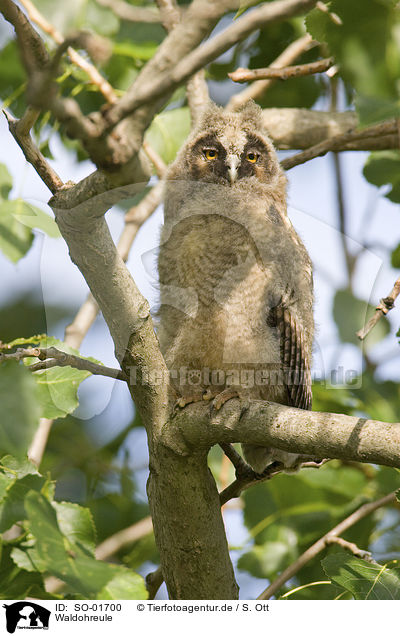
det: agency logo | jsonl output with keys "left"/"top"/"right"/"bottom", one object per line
{"left": 3, "top": 602, "right": 50, "bottom": 633}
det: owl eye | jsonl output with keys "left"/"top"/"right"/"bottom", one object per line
{"left": 246, "top": 152, "right": 258, "bottom": 163}
{"left": 204, "top": 148, "right": 218, "bottom": 160}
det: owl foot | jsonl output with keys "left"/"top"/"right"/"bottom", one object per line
{"left": 175, "top": 394, "right": 205, "bottom": 408}
{"left": 212, "top": 387, "right": 240, "bottom": 410}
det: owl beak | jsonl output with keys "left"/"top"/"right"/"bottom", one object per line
{"left": 227, "top": 155, "right": 240, "bottom": 184}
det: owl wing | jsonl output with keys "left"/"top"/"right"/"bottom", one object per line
{"left": 275, "top": 305, "right": 312, "bottom": 410}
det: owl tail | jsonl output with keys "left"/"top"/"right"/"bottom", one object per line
{"left": 241, "top": 443, "right": 300, "bottom": 474}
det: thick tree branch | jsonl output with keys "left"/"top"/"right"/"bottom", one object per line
{"left": 357, "top": 276, "right": 400, "bottom": 341}
{"left": 102, "top": 0, "right": 318, "bottom": 130}
{"left": 169, "top": 399, "right": 400, "bottom": 469}
{"left": 229, "top": 57, "right": 334, "bottom": 82}
{"left": 19, "top": 0, "right": 116, "bottom": 103}
{"left": 281, "top": 119, "right": 399, "bottom": 169}
{"left": 28, "top": 181, "right": 163, "bottom": 466}
{"left": 258, "top": 491, "right": 396, "bottom": 599}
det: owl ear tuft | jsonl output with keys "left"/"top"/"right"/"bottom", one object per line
{"left": 196, "top": 101, "right": 224, "bottom": 130}
{"left": 236, "top": 99, "right": 263, "bottom": 128}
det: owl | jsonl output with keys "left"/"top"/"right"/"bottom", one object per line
{"left": 157, "top": 101, "right": 314, "bottom": 473}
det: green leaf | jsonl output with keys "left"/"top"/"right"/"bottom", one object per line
{"left": 0, "top": 200, "right": 33, "bottom": 262}
{"left": 23, "top": 336, "right": 99, "bottom": 419}
{"left": 306, "top": 0, "right": 400, "bottom": 125}
{"left": 0, "top": 456, "right": 48, "bottom": 532}
{"left": 391, "top": 243, "right": 400, "bottom": 268}
{"left": 238, "top": 526, "right": 298, "bottom": 578}
{"left": 0, "top": 334, "right": 47, "bottom": 349}
{"left": 33, "top": 0, "right": 119, "bottom": 35}
{"left": 53, "top": 501, "right": 96, "bottom": 554}
{"left": 145, "top": 107, "right": 191, "bottom": 166}
{"left": 0, "top": 42, "right": 26, "bottom": 117}
{"left": 25, "top": 491, "right": 147, "bottom": 599}
{"left": 113, "top": 40, "right": 159, "bottom": 61}
{"left": 0, "top": 163, "right": 13, "bottom": 200}
{"left": 33, "top": 366, "right": 91, "bottom": 419}
{"left": 356, "top": 95, "right": 400, "bottom": 128}
{"left": 333, "top": 288, "right": 390, "bottom": 348}
{"left": 0, "top": 545, "right": 46, "bottom": 600}
{"left": 98, "top": 569, "right": 147, "bottom": 600}
{"left": 0, "top": 363, "right": 41, "bottom": 459}
{"left": 11, "top": 537, "right": 47, "bottom": 574}
{"left": 86, "top": 0, "right": 119, "bottom": 36}
{"left": 363, "top": 151, "right": 400, "bottom": 203}
{"left": 15, "top": 201, "right": 61, "bottom": 238}
{"left": 322, "top": 552, "right": 400, "bottom": 599}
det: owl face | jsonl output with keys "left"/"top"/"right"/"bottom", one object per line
{"left": 188, "top": 131, "right": 273, "bottom": 185}
{"left": 177, "top": 101, "right": 279, "bottom": 187}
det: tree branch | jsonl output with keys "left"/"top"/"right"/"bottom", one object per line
{"left": 325, "top": 536, "right": 376, "bottom": 563}
{"left": 102, "top": 0, "right": 318, "bottom": 130}
{"left": 19, "top": 0, "right": 117, "bottom": 103}
{"left": 229, "top": 57, "right": 334, "bottom": 82}
{"left": 95, "top": 516, "right": 153, "bottom": 560}
{"left": 356, "top": 276, "right": 400, "bottom": 340}
{"left": 168, "top": 399, "right": 400, "bottom": 469}
{"left": 96, "top": 0, "right": 162, "bottom": 23}
{"left": 227, "top": 34, "right": 317, "bottom": 111}
{"left": 219, "top": 457, "right": 329, "bottom": 505}
{"left": 3, "top": 108, "right": 64, "bottom": 194}
{"left": 281, "top": 119, "right": 399, "bottom": 169}
{"left": 258, "top": 491, "right": 396, "bottom": 599}
{"left": 0, "top": 346, "right": 126, "bottom": 380}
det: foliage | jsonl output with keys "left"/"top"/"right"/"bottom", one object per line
{"left": 0, "top": 0, "right": 400, "bottom": 602}
{"left": 0, "top": 455, "right": 147, "bottom": 599}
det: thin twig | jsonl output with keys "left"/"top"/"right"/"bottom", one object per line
{"left": 219, "top": 445, "right": 330, "bottom": 506}
{"left": 142, "top": 140, "right": 167, "bottom": 178}
{"left": 227, "top": 34, "right": 317, "bottom": 111}
{"left": 330, "top": 76, "right": 354, "bottom": 282}
{"left": 229, "top": 57, "right": 334, "bottom": 82}
{"left": 257, "top": 491, "right": 397, "bottom": 599}
{"left": 316, "top": 1, "right": 342, "bottom": 25}
{"left": 0, "top": 346, "right": 126, "bottom": 380}
{"left": 96, "top": 0, "right": 162, "bottom": 23}
{"left": 325, "top": 536, "right": 376, "bottom": 563}
{"left": 356, "top": 276, "right": 400, "bottom": 340}
{"left": 3, "top": 109, "right": 64, "bottom": 194}
{"left": 281, "top": 119, "right": 399, "bottom": 170}
{"left": 95, "top": 516, "right": 153, "bottom": 560}
{"left": 19, "top": 0, "right": 117, "bottom": 103}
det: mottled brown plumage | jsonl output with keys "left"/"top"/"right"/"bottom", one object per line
{"left": 158, "top": 101, "right": 314, "bottom": 472}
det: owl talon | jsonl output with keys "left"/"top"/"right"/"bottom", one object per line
{"left": 175, "top": 394, "right": 204, "bottom": 409}
{"left": 203, "top": 388, "right": 216, "bottom": 401}
{"left": 213, "top": 388, "right": 240, "bottom": 411}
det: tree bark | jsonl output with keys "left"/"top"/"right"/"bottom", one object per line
{"left": 147, "top": 446, "right": 238, "bottom": 599}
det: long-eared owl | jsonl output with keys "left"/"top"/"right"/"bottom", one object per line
{"left": 157, "top": 100, "right": 314, "bottom": 473}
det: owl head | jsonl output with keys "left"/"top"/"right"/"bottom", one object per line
{"left": 169, "top": 100, "right": 283, "bottom": 187}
